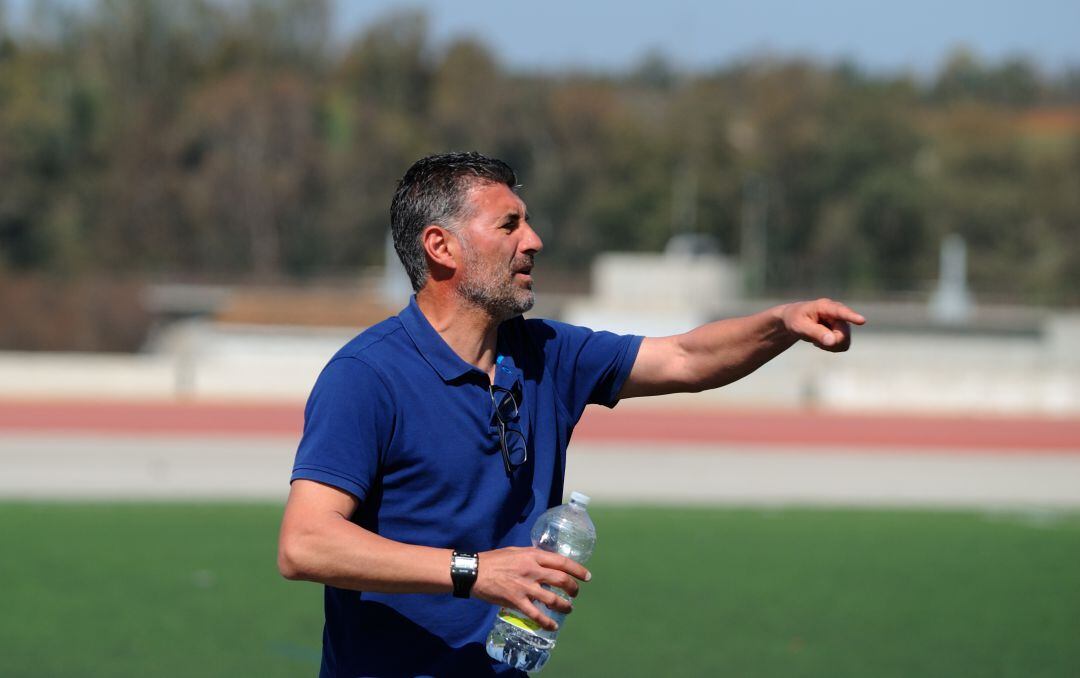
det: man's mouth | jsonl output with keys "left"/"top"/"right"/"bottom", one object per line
{"left": 512, "top": 259, "right": 534, "bottom": 280}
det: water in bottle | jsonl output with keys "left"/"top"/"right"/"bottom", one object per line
{"left": 486, "top": 491, "right": 596, "bottom": 673}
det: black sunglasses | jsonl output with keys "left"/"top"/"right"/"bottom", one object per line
{"left": 490, "top": 385, "right": 527, "bottom": 476}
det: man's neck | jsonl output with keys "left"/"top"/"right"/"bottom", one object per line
{"left": 415, "top": 288, "right": 502, "bottom": 380}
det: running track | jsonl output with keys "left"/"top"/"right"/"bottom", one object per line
{"left": 0, "top": 399, "right": 1078, "bottom": 451}
{"left": 2, "top": 400, "right": 1078, "bottom": 505}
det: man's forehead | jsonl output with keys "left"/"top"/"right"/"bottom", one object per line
{"left": 464, "top": 180, "right": 527, "bottom": 216}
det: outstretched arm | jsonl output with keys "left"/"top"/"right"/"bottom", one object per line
{"left": 618, "top": 298, "right": 865, "bottom": 399}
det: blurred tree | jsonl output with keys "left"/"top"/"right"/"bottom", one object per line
{"left": 932, "top": 48, "right": 1041, "bottom": 107}
{"left": 177, "top": 71, "right": 322, "bottom": 277}
{"left": 630, "top": 49, "right": 677, "bottom": 90}
{"left": 808, "top": 76, "right": 929, "bottom": 293}
{"left": 431, "top": 38, "right": 501, "bottom": 149}
{"left": 724, "top": 61, "right": 833, "bottom": 292}
{"left": 340, "top": 8, "right": 431, "bottom": 118}
{"left": 1061, "top": 66, "right": 1080, "bottom": 103}
{"left": 0, "top": 0, "right": 1078, "bottom": 331}
{"left": 0, "top": 29, "right": 99, "bottom": 273}
{"left": 930, "top": 103, "right": 1029, "bottom": 301}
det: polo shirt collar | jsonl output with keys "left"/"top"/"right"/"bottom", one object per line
{"left": 399, "top": 296, "right": 481, "bottom": 382}
{"left": 398, "top": 297, "right": 528, "bottom": 395}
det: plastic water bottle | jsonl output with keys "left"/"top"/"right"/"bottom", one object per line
{"left": 486, "top": 491, "right": 596, "bottom": 673}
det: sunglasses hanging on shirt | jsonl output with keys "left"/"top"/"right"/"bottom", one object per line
{"left": 489, "top": 384, "right": 527, "bottom": 476}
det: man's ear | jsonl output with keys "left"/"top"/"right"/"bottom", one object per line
{"left": 421, "top": 225, "right": 461, "bottom": 278}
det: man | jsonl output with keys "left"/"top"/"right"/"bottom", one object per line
{"left": 278, "top": 152, "right": 865, "bottom": 676}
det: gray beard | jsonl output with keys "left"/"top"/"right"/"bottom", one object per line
{"left": 458, "top": 275, "right": 535, "bottom": 321}
{"left": 454, "top": 233, "right": 535, "bottom": 321}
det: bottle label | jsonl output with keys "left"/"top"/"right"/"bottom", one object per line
{"left": 498, "top": 609, "right": 543, "bottom": 633}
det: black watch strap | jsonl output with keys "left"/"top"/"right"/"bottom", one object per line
{"left": 450, "top": 550, "right": 478, "bottom": 599}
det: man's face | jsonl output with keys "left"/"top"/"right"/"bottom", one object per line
{"left": 454, "top": 181, "right": 544, "bottom": 320}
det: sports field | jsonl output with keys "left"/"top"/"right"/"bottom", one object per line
{"left": 2, "top": 502, "right": 1078, "bottom": 677}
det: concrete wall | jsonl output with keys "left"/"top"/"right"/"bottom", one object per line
{"left": 0, "top": 321, "right": 353, "bottom": 402}
{"left": 590, "top": 252, "right": 741, "bottom": 314}
{"left": 1, "top": 318, "right": 1078, "bottom": 415}
{"left": 617, "top": 328, "right": 1080, "bottom": 416}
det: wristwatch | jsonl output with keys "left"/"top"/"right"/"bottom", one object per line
{"left": 450, "top": 550, "right": 479, "bottom": 599}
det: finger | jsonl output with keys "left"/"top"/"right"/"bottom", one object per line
{"left": 536, "top": 585, "right": 573, "bottom": 614}
{"left": 818, "top": 316, "right": 853, "bottom": 350}
{"left": 536, "top": 551, "right": 591, "bottom": 582}
{"left": 539, "top": 570, "right": 580, "bottom": 598}
{"left": 517, "top": 598, "right": 558, "bottom": 632}
{"left": 824, "top": 301, "right": 866, "bottom": 325}
{"left": 831, "top": 321, "right": 852, "bottom": 351}
{"left": 790, "top": 317, "right": 835, "bottom": 347}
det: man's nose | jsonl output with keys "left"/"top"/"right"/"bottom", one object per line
{"left": 521, "top": 222, "right": 543, "bottom": 254}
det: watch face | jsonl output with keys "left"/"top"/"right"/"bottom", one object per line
{"left": 452, "top": 555, "right": 476, "bottom": 569}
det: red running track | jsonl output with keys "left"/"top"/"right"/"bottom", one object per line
{"left": 0, "top": 400, "right": 1078, "bottom": 451}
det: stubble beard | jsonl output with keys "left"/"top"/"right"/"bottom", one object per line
{"left": 457, "top": 248, "right": 536, "bottom": 322}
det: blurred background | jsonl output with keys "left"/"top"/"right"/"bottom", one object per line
{"left": 1, "top": 1, "right": 1078, "bottom": 676}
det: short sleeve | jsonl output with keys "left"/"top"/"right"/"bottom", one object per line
{"left": 291, "top": 357, "right": 395, "bottom": 502}
{"left": 529, "top": 319, "right": 643, "bottom": 422}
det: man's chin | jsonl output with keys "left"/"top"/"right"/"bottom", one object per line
{"left": 457, "top": 286, "right": 534, "bottom": 320}
{"left": 517, "top": 293, "right": 535, "bottom": 315}
{"left": 498, "top": 295, "right": 534, "bottom": 320}
{"left": 499, "top": 292, "right": 535, "bottom": 319}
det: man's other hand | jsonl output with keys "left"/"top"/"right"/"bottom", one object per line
{"left": 780, "top": 298, "right": 866, "bottom": 352}
{"left": 472, "top": 547, "right": 591, "bottom": 631}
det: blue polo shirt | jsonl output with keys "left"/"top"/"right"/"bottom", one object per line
{"left": 291, "top": 297, "right": 643, "bottom": 677}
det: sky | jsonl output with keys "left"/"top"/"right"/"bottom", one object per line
{"left": 335, "top": 0, "right": 1080, "bottom": 75}
{"left": 5, "top": 0, "right": 1078, "bottom": 75}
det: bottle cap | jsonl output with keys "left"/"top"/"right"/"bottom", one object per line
{"left": 569, "top": 491, "right": 591, "bottom": 506}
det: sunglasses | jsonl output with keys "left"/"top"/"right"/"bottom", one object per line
{"left": 490, "top": 384, "right": 528, "bottom": 476}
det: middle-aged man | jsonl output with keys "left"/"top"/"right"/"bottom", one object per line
{"left": 278, "top": 151, "right": 866, "bottom": 677}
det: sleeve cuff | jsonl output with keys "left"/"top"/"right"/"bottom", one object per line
{"left": 602, "top": 334, "right": 645, "bottom": 409}
{"left": 291, "top": 466, "right": 369, "bottom": 502}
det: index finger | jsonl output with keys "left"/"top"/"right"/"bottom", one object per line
{"left": 535, "top": 551, "right": 591, "bottom": 582}
{"left": 823, "top": 301, "right": 866, "bottom": 325}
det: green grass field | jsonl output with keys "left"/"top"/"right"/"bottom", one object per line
{"left": 1, "top": 503, "right": 1078, "bottom": 677}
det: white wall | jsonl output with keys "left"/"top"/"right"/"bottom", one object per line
{"left": 1, "top": 319, "right": 1078, "bottom": 415}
